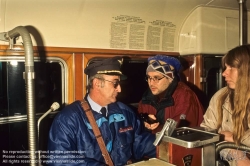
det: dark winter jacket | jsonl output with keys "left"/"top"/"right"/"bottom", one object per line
{"left": 47, "top": 100, "right": 156, "bottom": 166}
{"left": 138, "top": 79, "right": 204, "bottom": 133}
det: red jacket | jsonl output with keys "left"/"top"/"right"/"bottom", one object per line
{"left": 138, "top": 80, "right": 204, "bottom": 133}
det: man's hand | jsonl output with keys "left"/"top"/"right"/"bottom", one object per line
{"left": 144, "top": 114, "right": 159, "bottom": 130}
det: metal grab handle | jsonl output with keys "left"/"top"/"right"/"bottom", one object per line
{"left": 153, "top": 118, "right": 177, "bottom": 146}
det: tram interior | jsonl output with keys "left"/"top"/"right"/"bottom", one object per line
{"left": 0, "top": 54, "right": 225, "bottom": 164}
{"left": 0, "top": 0, "right": 250, "bottom": 165}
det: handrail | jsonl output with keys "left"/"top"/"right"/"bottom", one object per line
{"left": 0, "top": 26, "right": 36, "bottom": 166}
{"left": 237, "top": 0, "right": 247, "bottom": 45}
{"left": 216, "top": 141, "right": 250, "bottom": 160}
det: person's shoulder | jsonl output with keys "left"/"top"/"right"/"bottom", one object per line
{"left": 55, "top": 101, "right": 82, "bottom": 119}
{"left": 206, "top": 87, "right": 228, "bottom": 107}
{"left": 111, "top": 101, "right": 129, "bottom": 110}
{"left": 212, "top": 87, "right": 228, "bottom": 98}
{"left": 110, "top": 101, "right": 135, "bottom": 114}
{"left": 175, "top": 81, "right": 194, "bottom": 94}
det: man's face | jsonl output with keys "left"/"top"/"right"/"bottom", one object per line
{"left": 147, "top": 71, "right": 172, "bottom": 95}
{"left": 98, "top": 75, "right": 121, "bottom": 105}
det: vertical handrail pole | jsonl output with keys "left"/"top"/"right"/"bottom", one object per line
{"left": 238, "top": 0, "right": 245, "bottom": 45}
{"left": 7, "top": 26, "right": 37, "bottom": 166}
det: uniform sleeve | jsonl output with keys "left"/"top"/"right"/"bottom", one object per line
{"left": 47, "top": 110, "right": 105, "bottom": 166}
{"left": 132, "top": 117, "right": 156, "bottom": 160}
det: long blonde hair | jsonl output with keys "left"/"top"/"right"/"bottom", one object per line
{"left": 218, "top": 44, "right": 250, "bottom": 145}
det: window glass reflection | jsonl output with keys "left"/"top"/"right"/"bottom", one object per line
{"left": 0, "top": 61, "right": 62, "bottom": 117}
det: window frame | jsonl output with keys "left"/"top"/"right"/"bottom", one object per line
{"left": 0, "top": 56, "right": 68, "bottom": 124}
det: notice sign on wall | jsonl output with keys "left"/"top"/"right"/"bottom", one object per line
{"left": 110, "top": 14, "right": 176, "bottom": 51}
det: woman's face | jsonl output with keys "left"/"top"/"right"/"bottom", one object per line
{"left": 222, "top": 63, "right": 238, "bottom": 89}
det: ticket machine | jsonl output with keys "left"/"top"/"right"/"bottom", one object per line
{"left": 129, "top": 119, "right": 220, "bottom": 166}
{"left": 157, "top": 127, "right": 220, "bottom": 166}
{"left": 155, "top": 119, "right": 220, "bottom": 166}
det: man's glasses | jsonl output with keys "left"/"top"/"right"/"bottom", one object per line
{"left": 98, "top": 78, "right": 120, "bottom": 88}
{"left": 145, "top": 75, "right": 165, "bottom": 83}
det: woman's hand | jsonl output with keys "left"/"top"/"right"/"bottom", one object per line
{"left": 219, "top": 131, "right": 234, "bottom": 142}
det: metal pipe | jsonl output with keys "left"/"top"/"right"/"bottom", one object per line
{"left": 238, "top": 0, "right": 245, "bottom": 45}
{"left": 6, "top": 26, "right": 36, "bottom": 166}
{"left": 37, "top": 102, "right": 60, "bottom": 144}
{"left": 216, "top": 142, "right": 250, "bottom": 159}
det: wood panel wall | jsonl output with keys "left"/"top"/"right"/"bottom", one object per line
{"left": 0, "top": 45, "right": 180, "bottom": 104}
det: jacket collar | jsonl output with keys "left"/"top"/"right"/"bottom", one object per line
{"left": 84, "top": 94, "right": 123, "bottom": 116}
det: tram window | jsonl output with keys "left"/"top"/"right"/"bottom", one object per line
{"left": 117, "top": 59, "right": 148, "bottom": 105}
{"left": 0, "top": 60, "right": 63, "bottom": 117}
{"left": 87, "top": 57, "right": 148, "bottom": 108}
{"left": 203, "top": 55, "right": 225, "bottom": 100}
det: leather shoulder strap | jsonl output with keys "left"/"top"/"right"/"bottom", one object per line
{"left": 80, "top": 100, "right": 114, "bottom": 166}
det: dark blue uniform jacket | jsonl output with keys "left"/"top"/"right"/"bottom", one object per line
{"left": 47, "top": 100, "right": 156, "bottom": 166}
